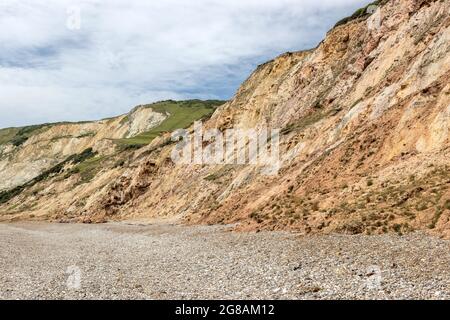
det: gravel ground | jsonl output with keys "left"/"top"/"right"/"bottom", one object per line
{"left": 0, "top": 221, "right": 449, "bottom": 300}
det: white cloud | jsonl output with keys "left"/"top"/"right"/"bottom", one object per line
{"left": 0, "top": 0, "right": 369, "bottom": 128}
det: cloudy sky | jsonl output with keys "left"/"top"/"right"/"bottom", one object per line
{"left": 0, "top": 0, "right": 368, "bottom": 128}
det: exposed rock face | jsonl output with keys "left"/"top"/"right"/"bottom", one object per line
{"left": 1, "top": 0, "right": 450, "bottom": 238}
{"left": 126, "top": 107, "right": 167, "bottom": 138}
{"left": 0, "top": 106, "right": 167, "bottom": 192}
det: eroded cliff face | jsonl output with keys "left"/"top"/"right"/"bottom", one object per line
{"left": 0, "top": 106, "right": 168, "bottom": 192}
{"left": 1, "top": 0, "right": 449, "bottom": 237}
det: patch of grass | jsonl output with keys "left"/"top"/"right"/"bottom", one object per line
{"left": 68, "top": 148, "right": 97, "bottom": 164}
{"left": 119, "top": 115, "right": 130, "bottom": 125}
{"left": 429, "top": 206, "right": 443, "bottom": 229}
{"left": 12, "top": 124, "right": 52, "bottom": 146}
{"left": 0, "top": 186, "right": 25, "bottom": 205}
{"left": 0, "top": 128, "right": 20, "bottom": 145}
{"left": 0, "top": 120, "right": 99, "bottom": 147}
{"left": 204, "top": 173, "right": 220, "bottom": 181}
{"left": 444, "top": 200, "right": 450, "bottom": 211}
{"left": 0, "top": 148, "right": 96, "bottom": 204}
{"left": 10, "top": 135, "right": 29, "bottom": 147}
{"left": 117, "top": 100, "right": 225, "bottom": 148}
{"left": 204, "top": 165, "right": 233, "bottom": 182}
{"left": 392, "top": 223, "right": 402, "bottom": 234}
{"left": 334, "top": 0, "right": 388, "bottom": 28}
{"left": 76, "top": 131, "right": 96, "bottom": 139}
{"left": 0, "top": 124, "right": 51, "bottom": 147}
{"left": 281, "top": 109, "right": 330, "bottom": 135}
{"left": 69, "top": 155, "right": 106, "bottom": 184}
{"left": 50, "top": 135, "right": 73, "bottom": 142}
{"left": 350, "top": 98, "right": 363, "bottom": 109}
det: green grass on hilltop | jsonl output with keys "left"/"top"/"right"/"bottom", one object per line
{"left": 0, "top": 124, "right": 51, "bottom": 147}
{"left": 0, "top": 120, "right": 95, "bottom": 148}
{"left": 68, "top": 155, "right": 106, "bottom": 185}
{"left": 0, "top": 128, "right": 20, "bottom": 146}
{"left": 117, "top": 100, "right": 226, "bottom": 148}
{"left": 334, "top": 0, "right": 388, "bottom": 28}
{"left": 0, "top": 123, "right": 75, "bottom": 147}
{"left": 0, "top": 100, "right": 226, "bottom": 150}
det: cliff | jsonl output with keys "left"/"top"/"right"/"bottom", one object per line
{"left": 1, "top": 0, "right": 449, "bottom": 238}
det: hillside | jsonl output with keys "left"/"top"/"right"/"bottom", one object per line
{"left": 0, "top": 0, "right": 449, "bottom": 238}
{"left": 0, "top": 100, "right": 223, "bottom": 207}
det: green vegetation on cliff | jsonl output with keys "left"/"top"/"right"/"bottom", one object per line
{"left": 118, "top": 99, "right": 225, "bottom": 147}
{"left": 0, "top": 125, "right": 50, "bottom": 147}
{"left": 334, "top": 0, "right": 388, "bottom": 28}
{"left": 0, "top": 148, "right": 97, "bottom": 205}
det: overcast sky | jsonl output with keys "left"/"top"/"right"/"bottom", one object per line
{"left": 0, "top": 0, "right": 369, "bottom": 128}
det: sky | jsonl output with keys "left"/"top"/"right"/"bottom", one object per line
{"left": 0, "top": 0, "right": 369, "bottom": 128}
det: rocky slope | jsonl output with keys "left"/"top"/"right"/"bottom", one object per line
{"left": 0, "top": 100, "right": 222, "bottom": 214}
{"left": 1, "top": 0, "right": 449, "bottom": 238}
{"left": 0, "top": 106, "right": 166, "bottom": 192}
